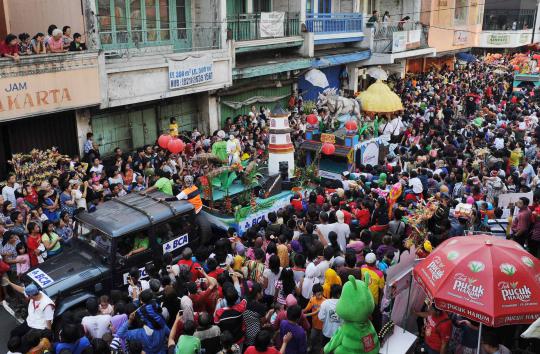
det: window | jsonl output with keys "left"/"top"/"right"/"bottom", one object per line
{"left": 306, "top": 0, "right": 313, "bottom": 14}
{"left": 318, "top": 0, "right": 331, "bottom": 14}
{"left": 454, "top": 0, "right": 468, "bottom": 24}
{"left": 96, "top": 0, "right": 187, "bottom": 48}
{"left": 254, "top": 0, "right": 271, "bottom": 12}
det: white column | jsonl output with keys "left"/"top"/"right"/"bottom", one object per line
{"left": 314, "top": 0, "right": 319, "bottom": 14}
{"left": 220, "top": 0, "right": 228, "bottom": 49}
{"left": 300, "top": 0, "right": 307, "bottom": 23}
{"left": 75, "top": 109, "right": 92, "bottom": 156}
{"left": 247, "top": 0, "right": 253, "bottom": 13}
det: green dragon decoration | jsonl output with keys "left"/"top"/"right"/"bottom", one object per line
{"left": 324, "top": 275, "right": 380, "bottom": 354}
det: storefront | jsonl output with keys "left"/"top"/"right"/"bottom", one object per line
{"left": 90, "top": 95, "right": 199, "bottom": 156}
{"left": 219, "top": 76, "right": 294, "bottom": 127}
{"left": 0, "top": 52, "right": 101, "bottom": 178}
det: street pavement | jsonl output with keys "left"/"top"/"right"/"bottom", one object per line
{"left": 0, "top": 304, "right": 21, "bottom": 351}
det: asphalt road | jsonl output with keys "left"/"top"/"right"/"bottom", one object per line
{"left": 0, "top": 304, "right": 21, "bottom": 351}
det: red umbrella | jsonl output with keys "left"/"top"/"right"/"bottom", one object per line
{"left": 413, "top": 236, "right": 540, "bottom": 327}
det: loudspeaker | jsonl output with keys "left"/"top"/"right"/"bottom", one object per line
{"left": 279, "top": 161, "right": 289, "bottom": 181}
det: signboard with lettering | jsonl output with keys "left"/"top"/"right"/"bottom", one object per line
{"left": 453, "top": 30, "right": 468, "bottom": 46}
{"left": 487, "top": 33, "right": 510, "bottom": 45}
{"left": 168, "top": 56, "right": 214, "bottom": 90}
{"left": 0, "top": 55, "right": 100, "bottom": 121}
{"left": 162, "top": 233, "right": 189, "bottom": 254}
{"left": 392, "top": 31, "right": 407, "bottom": 53}
{"left": 27, "top": 268, "right": 54, "bottom": 287}
{"left": 260, "top": 12, "right": 285, "bottom": 38}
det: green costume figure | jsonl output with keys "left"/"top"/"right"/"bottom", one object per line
{"left": 324, "top": 275, "right": 380, "bottom": 354}
{"left": 211, "top": 140, "right": 228, "bottom": 162}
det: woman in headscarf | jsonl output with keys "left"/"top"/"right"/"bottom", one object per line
{"left": 322, "top": 268, "right": 342, "bottom": 299}
{"left": 301, "top": 261, "right": 320, "bottom": 302}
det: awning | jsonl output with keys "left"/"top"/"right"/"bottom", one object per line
{"left": 312, "top": 49, "right": 371, "bottom": 69}
{"left": 300, "top": 141, "right": 351, "bottom": 157}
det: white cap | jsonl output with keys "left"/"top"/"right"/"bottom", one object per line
{"left": 365, "top": 252, "right": 377, "bottom": 264}
{"left": 336, "top": 210, "right": 345, "bottom": 223}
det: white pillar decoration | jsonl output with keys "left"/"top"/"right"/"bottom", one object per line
{"left": 268, "top": 105, "right": 295, "bottom": 178}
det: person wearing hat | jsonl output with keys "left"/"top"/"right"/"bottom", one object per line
{"left": 360, "top": 252, "right": 384, "bottom": 331}
{"left": 332, "top": 210, "right": 350, "bottom": 253}
{"left": 162, "top": 175, "right": 203, "bottom": 214}
{"left": 8, "top": 282, "right": 55, "bottom": 337}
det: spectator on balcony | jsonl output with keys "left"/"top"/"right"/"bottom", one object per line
{"left": 382, "top": 11, "right": 390, "bottom": 34}
{"left": 62, "top": 26, "right": 73, "bottom": 49}
{"left": 18, "top": 33, "right": 32, "bottom": 55}
{"left": 397, "top": 16, "right": 410, "bottom": 31}
{"left": 44, "top": 24, "right": 57, "bottom": 48}
{"left": 31, "top": 33, "right": 47, "bottom": 54}
{"left": 48, "top": 29, "right": 67, "bottom": 53}
{"left": 366, "top": 10, "right": 378, "bottom": 29}
{"left": 69, "top": 33, "right": 87, "bottom": 52}
{"left": 0, "top": 34, "right": 20, "bottom": 61}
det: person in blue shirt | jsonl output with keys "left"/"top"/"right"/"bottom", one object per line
{"left": 54, "top": 322, "right": 91, "bottom": 354}
{"left": 117, "top": 290, "right": 170, "bottom": 354}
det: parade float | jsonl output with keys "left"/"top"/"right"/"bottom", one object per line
{"left": 197, "top": 105, "right": 299, "bottom": 235}
{"left": 300, "top": 77, "right": 403, "bottom": 181}
{"left": 509, "top": 53, "right": 540, "bottom": 95}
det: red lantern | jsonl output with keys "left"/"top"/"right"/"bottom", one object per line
{"left": 158, "top": 134, "right": 172, "bottom": 149}
{"left": 167, "top": 138, "right": 185, "bottom": 154}
{"left": 345, "top": 120, "right": 358, "bottom": 132}
{"left": 513, "top": 65, "right": 520, "bottom": 71}
{"left": 533, "top": 54, "right": 540, "bottom": 60}
{"left": 321, "top": 143, "right": 335, "bottom": 155}
{"left": 307, "top": 114, "right": 318, "bottom": 125}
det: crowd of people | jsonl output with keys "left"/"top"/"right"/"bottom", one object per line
{"left": 2, "top": 52, "right": 540, "bottom": 354}
{"left": 0, "top": 24, "right": 87, "bottom": 61}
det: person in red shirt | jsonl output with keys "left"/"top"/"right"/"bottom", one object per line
{"left": 244, "top": 329, "right": 292, "bottom": 354}
{"left": 177, "top": 247, "right": 202, "bottom": 282}
{"left": 354, "top": 201, "right": 371, "bottom": 229}
{"left": 0, "top": 34, "right": 20, "bottom": 61}
{"left": 414, "top": 304, "right": 452, "bottom": 354}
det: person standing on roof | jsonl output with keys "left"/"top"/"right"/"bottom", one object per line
{"left": 162, "top": 176, "right": 203, "bottom": 214}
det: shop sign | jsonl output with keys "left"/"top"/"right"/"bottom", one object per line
{"left": 168, "top": 56, "right": 214, "bottom": 90}
{"left": 0, "top": 65, "right": 100, "bottom": 121}
{"left": 320, "top": 133, "right": 336, "bottom": 144}
{"left": 260, "top": 12, "right": 285, "bottom": 38}
{"left": 453, "top": 30, "right": 468, "bottom": 45}
{"left": 519, "top": 33, "right": 531, "bottom": 44}
{"left": 392, "top": 31, "right": 407, "bottom": 53}
{"left": 487, "top": 33, "right": 510, "bottom": 45}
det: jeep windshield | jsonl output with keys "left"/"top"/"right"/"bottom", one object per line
{"left": 75, "top": 222, "right": 113, "bottom": 255}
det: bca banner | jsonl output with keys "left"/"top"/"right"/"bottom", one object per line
{"left": 260, "top": 12, "right": 285, "bottom": 38}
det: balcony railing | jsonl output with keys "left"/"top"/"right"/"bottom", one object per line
{"left": 482, "top": 9, "right": 536, "bottom": 31}
{"left": 226, "top": 12, "right": 300, "bottom": 41}
{"left": 305, "top": 13, "right": 363, "bottom": 34}
{"left": 372, "top": 21, "right": 429, "bottom": 53}
{"left": 99, "top": 26, "right": 222, "bottom": 56}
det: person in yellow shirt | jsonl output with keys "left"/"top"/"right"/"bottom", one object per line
{"left": 361, "top": 252, "right": 385, "bottom": 331}
{"left": 509, "top": 142, "right": 523, "bottom": 171}
{"left": 304, "top": 283, "right": 325, "bottom": 354}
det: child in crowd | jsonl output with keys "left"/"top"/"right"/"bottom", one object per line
{"left": 303, "top": 283, "right": 325, "bottom": 353}
{"left": 69, "top": 33, "right": 87, "bottom": 51}
{"left": 98, "top": 295, "right": 114, "bottom": 315}
{"left": 15, "top": 243, "right": 30, "bottom": 277}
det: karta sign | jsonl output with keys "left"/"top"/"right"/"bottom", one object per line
{"left": 0, "top": 62, "right": 100, "bottom": 121}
